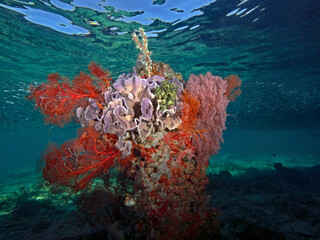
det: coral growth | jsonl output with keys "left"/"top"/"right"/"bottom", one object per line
{"left": 178, "top": 90, "right": 201, "bottom": 137}
{"left": 186, "top": 72, "right": 230, "bottom": 166}
{"left": 27, "top": 29, "right": 241, "bottom": 240}
{"left": 42, "top": 127, "right": 120, "bottom": 193}
{"left": 27, "top": 62, "right": 111, "bottom": 126}
{"left": 151, "top": 61, "right": 183, "bottom": 81}
{"left": 132, "top": 28, "right": 152, "bottom": 77}
{"left": 131, "top": 130, "right": 214, "bottom": 239}
{"left": 76, "top": 71, "right": 183, "bottom": 158}
{"left": 154, "top": 79, "right": 178, "bottom": 111}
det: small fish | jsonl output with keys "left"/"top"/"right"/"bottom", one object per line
{"left": 272, "top": 153, "right": 276, "bottom": 157}
{"left": 83, "top": 17, "right": 101, "bottom": 26}
{"left": 87, "top": 20, "right": 100, "bottom": 26}
{"left": 102, "top": 27, "right": 118, "bottom": 36}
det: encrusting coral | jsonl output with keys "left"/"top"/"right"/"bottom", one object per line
{"left": 154, "top": 79, "right": 178, "bottom": 111}
{"left": 27, "top": 28, "right": 241, "bottom": 239}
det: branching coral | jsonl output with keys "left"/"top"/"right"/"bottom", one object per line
{"left": 132, "top": 28, "right": 152, "bottom": 78}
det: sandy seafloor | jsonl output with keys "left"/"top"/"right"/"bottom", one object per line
{"left": 0, "top": 153, "right": 319, "bottom": 240}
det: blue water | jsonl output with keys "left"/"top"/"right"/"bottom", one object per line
{"left": 0, "top": 0, "right": 319, "bottom": 239}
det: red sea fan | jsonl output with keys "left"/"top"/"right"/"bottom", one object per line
{"left": 185, "top": 72, "right": 229, "bottom": 166}
{"left": 42, "top": 127, "right": 120, "bottom": 193}
{"left": 27, "top": 62, "right": 110, "bottom": 126}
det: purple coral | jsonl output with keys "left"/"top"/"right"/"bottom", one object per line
{"left": 186, "top": 72, "right": 229, "bottom": 166}
{"left": 76, "top": 70, "right": 183, "bottom": 158}
{"left": 141, "top": 98, "right": 153, "bottom": 120}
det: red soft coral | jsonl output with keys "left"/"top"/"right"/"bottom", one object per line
{"left": 27, "top": 62, "right": 111, "bottom": 126}
{"left": 178, "top": 90, "right": 199, "bottom": 132}
{"left": 42, "top": 127, "right": 120, "bottom": 193}
{"left": 178, "top": 90, "right": 210, "bottom": 143}
{"left": 185, "top": 72, "right": 229, "bottom": 166}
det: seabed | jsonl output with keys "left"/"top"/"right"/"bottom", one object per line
{"left": 1, "top": 153, "right": 319, "bottom": 240}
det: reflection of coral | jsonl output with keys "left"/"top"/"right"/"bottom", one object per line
{"left": 225, "top": 74, "right": 242, "bottom": 102}
{"left": 186, "top": 72, "right": 229, "bottom": 166}
{"left": 88, "top": 61, "right": 113, "bottom": 91}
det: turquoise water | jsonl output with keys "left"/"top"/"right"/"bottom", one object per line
{"left": 0, "top": 0, "right": 319, "bottom": 239}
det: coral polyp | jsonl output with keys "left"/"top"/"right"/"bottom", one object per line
{"left": 27, "top": 28, "right": 241, "bottom": 239}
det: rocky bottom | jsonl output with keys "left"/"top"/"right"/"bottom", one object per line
{"left": 0, "top": 163, "right": 319, "bottom": 240}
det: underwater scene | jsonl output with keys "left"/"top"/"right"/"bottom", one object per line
{"left": 0, "top": 0, "right": 320, "bottom": 239}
